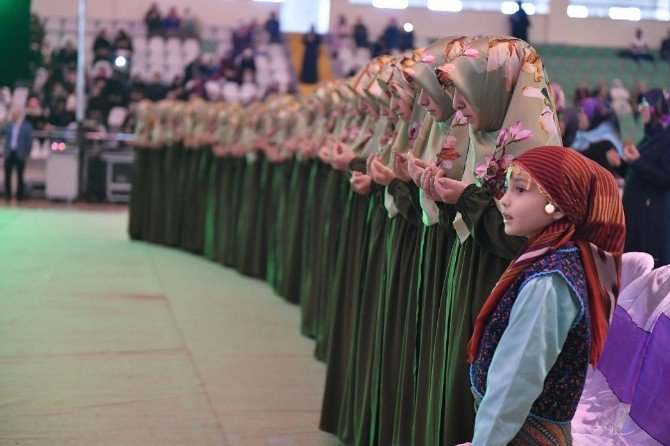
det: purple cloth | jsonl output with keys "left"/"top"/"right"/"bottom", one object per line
{"left": 597, "top": 306, "right": 650, "bottom": 403}
{"left": 629, "top": 314, "right": 670, "bottom": 445}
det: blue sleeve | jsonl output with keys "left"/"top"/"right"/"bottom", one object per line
{"left": 471, "top": 273, "right": 581, "bottom": 446}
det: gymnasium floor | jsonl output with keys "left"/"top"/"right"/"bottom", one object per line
{"left": 0, "top": 203, "right": 341, "bottom": 445}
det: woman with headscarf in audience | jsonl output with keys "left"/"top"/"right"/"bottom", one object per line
{"left": 558, "top": 107, "right": 580, "bottom": 148}
{"left": 574, "top": 79, "right": 590, "bottom": 105}
{"left": 421, "top": 36, "right": 562, "bottom": 444}
{"left": 610, "top": 78, "right": 632, "bottom": 117}
{"left": 623, "top": 89, "right": 670, "bottom": 266}
{"left": 571, "top": 97, "right": 626, "bottom": 178}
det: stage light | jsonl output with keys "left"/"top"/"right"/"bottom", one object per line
{"left": 522, "top": 2, "right": 535, "bottom": 15}
{"left": 372, "top": 0, "right": 408, "bottom": 9}
{"left": 114, "top": 56, "right": 127, "bottom": 68}
{"left": 403, "top": 22, "right": 414, "bottom": 32}
{"left": 609, "top": 6, "right": 641, "bottom": 21}
{"left": 567, "top": 5, "right": 588, "bottom": 18}
{"left": 501, "top": 1, "right": 519, "bottom": 14}
{"left": 427, "top": 0, "right": 462, "bottom": 12}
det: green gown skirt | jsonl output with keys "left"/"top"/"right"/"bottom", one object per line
{"left": 411, "top": 205, "right": 457, "bottom": 446}
{"left": 319, "top": 187, "right": 372, "bottom": 442}
{"left": 350, "top": 189, "right": 389, "bottom": 446}
{"left": 313, "top": 169, "right": 349, "bottom": 361}
{"left": 128, "top": 148, "right": 149, "bottom": 240}
{"left": 203, "top": 154, "right": 224, "bottom": 262}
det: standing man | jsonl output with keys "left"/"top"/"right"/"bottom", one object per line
{"left": 3, "top": 108, "right": 33, "bottom": 201}
{"left": 510, "top": 0, "right": 530, "bottom": 42}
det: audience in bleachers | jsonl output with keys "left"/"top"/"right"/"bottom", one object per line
{"left": 661, "top": 29, "right": 670, "bottom": 62}
{"left": 144, "top": 3, "right": 162, "bottom": 38}
{"left": 618, "top": 29, "right": 656, "bottom": 66}
{"left": 264, "top": 12, "right": 281, "bottom": 44}
{"left": 352, "top": 17, "right": 369, "bottom": 49}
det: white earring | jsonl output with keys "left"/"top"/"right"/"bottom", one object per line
{"left": 545, "top": 203, "right": 556, "bottom": 214}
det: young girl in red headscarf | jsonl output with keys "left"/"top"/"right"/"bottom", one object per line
{"left": 460, "top": 146, "right": 625, "bottom": 446}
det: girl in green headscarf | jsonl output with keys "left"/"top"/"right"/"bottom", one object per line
{"left": 421, "top": 36, "right": 561, "bottom": 444}
{"left": 319, "top": 61, "right": 386, "bottom": 442}
{"left": 399, "top": 36, "right": 474, "bottom": 446}
{"left": 363, "top": 52, "right": 428, "bottom": 446}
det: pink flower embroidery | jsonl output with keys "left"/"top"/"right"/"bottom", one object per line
{"left": 474, "top": 121, "right": 532, "bottom": 198}
{"left": 453, "top": 110, "right": 469, "bottom": 126}
{"left": 436, "top": 135, "right": 460, "bottom": 169}
{"left": 422, "top": 53, "right": 436, "bottom": 64}
{"left": 463, "top": 44, "right": 480, "bottom": 58}
{"left": 435, "top": 63, "right": 456, "bottom": 86}
{"left": 408, "top": 121, "right": 421, "bottom": 149}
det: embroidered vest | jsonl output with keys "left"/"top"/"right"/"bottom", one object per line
{"left": 470, "top": 247, "right": 591, "bottom": 423}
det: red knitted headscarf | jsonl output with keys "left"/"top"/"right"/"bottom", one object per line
{"left": 467, "top": 146, "right": 626, "bottom": 364}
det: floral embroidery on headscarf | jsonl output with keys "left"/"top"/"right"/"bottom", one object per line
{"left": 522, "top": 86, "right": 560, "bottom": 136}
{"left": 436, "top": 135, "right": 461, "bottom": 169}
{"left": 521, "top": 46, "right": 544, "bottom": 83}
{"left": 474, "top": 120, "right": 533, "bottom": 197}
{"left": 408, "top": 120, "right": 421, "bottom": 150}
{"left": 487, "top": 38, "right": 523, "bottom": 92}
{"left": 452, "top": 110, "right": 469, "bottom": 126}
{"left": 434, "top": 43, "right": 479, "bottom": 87}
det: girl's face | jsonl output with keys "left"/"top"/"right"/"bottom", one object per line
{"left": 418, "top": 89, "right": 447, "bottom": 122}
{"left": 499, "top": 170, "right": 564, "bottom": 237}
{"left": 452, "top": 88, "right": 479, "bottom": 130}
{"left": 380, "top": 103, "right": 398, "bottom": 124}
{"left": 390, "top": 88, "right": 412, "bottom": 124}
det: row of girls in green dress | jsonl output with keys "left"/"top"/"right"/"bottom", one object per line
{"left": 129, "top": 35, "right": 565, "bottom": 445}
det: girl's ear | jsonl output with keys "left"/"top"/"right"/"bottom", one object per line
{"left": 550, "top": 207, "right": 565, "bottom": 222}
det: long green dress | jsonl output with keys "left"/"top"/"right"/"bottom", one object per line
{"left": 319, "top": 113, "right": 388, "bottom": 441}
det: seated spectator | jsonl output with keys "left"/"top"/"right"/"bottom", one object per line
{"left": 353, "top": 17, "right": 369, "bottom": 48}
{"left": 661, "top": 29, "right": 670, "bottom": 62}
{"left": 236, "top": 48, "right": 256, "bottom": 84}
{"left": 573, "top": 79, "right": 590, "bottom": 105}
{"left": 591, "top": 75, "right": 610, "bottom": 102}
{"left": 220, "top": 51, "right": 237, "bottom": 82}
{"left": 53, "top": 39, "right": 77, "bottom": 68}
{"left": 184, "top": 55, "right": 208, "bottom": 84}
{"left": 88, "top": 79, "right": 112, "bottom": 124}
{"left": 400, "top": 26, "right": 414, "bottom": 51}
{"left": 25, "top": 97, "right": 47, "bottom": 142}
{"left": 129, "top": 75, "right": 147, "bottom": 103}
{"left": 103, "top": 73, "right": 130, "bottom": 109}
{"left": 610, "top": 78, "right": 632, "bottom": 117}
{"left": 181, "top": 7, "right": 199, "bottom": 40}
{"left": 203, "top": 55, "right": 220, "bottom": 78}
{"left": 381, "top": 18, "right": 400, "bottom": 52}
{"left": 618, "top": 28, "right": 656, "bottom": 65}
{"left": 264, "top": 11, "right": 281, "bottom": 44}
{"left": 145, "top": 73, "right": 168, "bottom": 102}
{"left": 571, "top": 97, "right": 626, "bottom": 178}
{"left": 144, "top": 3, "right": 162, "bottom": 37}
{"left": 162, "top": 7, "right": 181, "bottom": 39}
{"left": 93, "top": 29, "right": 113, "bottom": 62}
{"left": 114, "top": 29, "right": 133, "bottom": 53}
{"left": 551, "top": 83, "right": 566, "bottom": 112}
{"left": 47, "top": 100, "right": 75, "bottom": 128}
{"left": 331, "top": 15, "right": 349, "bottom": 57}
{"left": 631, "top": 79, "right": 648, "bottom": 121}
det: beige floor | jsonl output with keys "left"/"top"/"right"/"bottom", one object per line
{"left": 0, "top": 206, "right": 342, "bottom": 446}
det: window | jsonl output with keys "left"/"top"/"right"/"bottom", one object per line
{"left": 347, "top": 0, "right": 550, "bottom": 14}
{"left": 568, "top": 0, "right": 670, "bottom": 21}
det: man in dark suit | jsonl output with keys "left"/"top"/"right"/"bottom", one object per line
{"left": 3, "top": 108, "right": 33, "bottom": 200}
